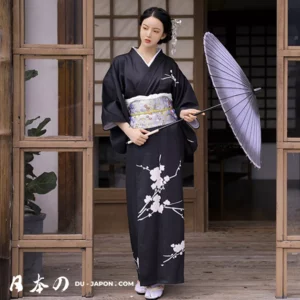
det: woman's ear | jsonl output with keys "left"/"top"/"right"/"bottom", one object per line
{"left": 161, "top": 33, "right": 167, "bottom": 40}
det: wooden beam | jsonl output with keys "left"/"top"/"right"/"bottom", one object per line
{"left": 276, "top": 0, "right": 288, "bottom": 298}
{"left": 12, "top": 239, "right": 92, "bottom": 248}
{"left": 57, "top": 0, "right": 84, "bottom": 234}
{"left": 194, "top": 0, "right": 207, "bottom": 232}
{"left": 277, "top": 241, "right": 300, "bottom": 249}
{"left": 14, "top": 47, "right": 93, "bottom": 55}
{"left": 15, "top": 140, "right": 93, "bottom": 148}
{"left": 0, "top": 0, "right": 12, "bottom": 299}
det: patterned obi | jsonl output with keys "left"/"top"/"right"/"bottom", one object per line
{"left": 125, "top": 93, "right": 178, "bottom": 129}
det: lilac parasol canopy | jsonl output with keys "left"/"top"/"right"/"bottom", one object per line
{"left": 203, "top": 32, "right": 261, "bottom": 168}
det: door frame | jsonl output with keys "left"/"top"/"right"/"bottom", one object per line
{"left": 10, "top": 0, "right": 94, "bottom": 297}
{"left": 276, "top": 0, "right": 300, "bottom": 297}
{"left": 0, "top": 0, "right": 13, "bottom": 299}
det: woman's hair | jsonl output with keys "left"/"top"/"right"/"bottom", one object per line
{"left": 139, "top": 7, "right": 172, "bottom": 44}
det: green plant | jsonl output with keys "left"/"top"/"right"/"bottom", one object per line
{"left": 24, "top": 69, "right": 57, "bottom": 215}
{"left": 24, "top": 117, "right": 58, "bottom": 214}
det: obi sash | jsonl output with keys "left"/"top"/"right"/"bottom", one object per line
{"left": 125, "top": 93, "right": 178, "bottom": 129}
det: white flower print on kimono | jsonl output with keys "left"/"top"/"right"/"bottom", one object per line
{"left": 134, "top": 257, "right": 139, "bottom": 271}
{"left": 161, "top": 69, "right": 179, "bottom": 87}
{"left": 136, "top": 155, "right": 184, "bottom": 221}
{"left": 161, "top": 240, "right": 185, "bottom": 266}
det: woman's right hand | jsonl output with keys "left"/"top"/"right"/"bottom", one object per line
{"left": 126, "top": 128, "right": 150, "bottom": 146}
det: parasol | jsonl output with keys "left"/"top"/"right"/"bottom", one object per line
{"left": 127, "top": 32, "right": 262, "bottom": 168}
{"left": 203, "top": 32, "right": 261, "bottom": 168}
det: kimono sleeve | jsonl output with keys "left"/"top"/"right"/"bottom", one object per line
{"left": 101, "top": 57, "right": 128, "bottom": 130}
{"left": 101, "top": 57, "right": 129, "bottom": 154}
{"left": 171, "top": 61, "right": 200, "bottom": 130}
{"left": 171, "top": 60, "right": 200, "bottom": 156}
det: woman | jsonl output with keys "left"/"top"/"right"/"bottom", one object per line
{"left": 102, "top": 7, "right": 200, "bottom": 300}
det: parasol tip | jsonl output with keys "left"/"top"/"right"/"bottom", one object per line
{"left": 253, "top": 87, "right": 262, "bottom": 92}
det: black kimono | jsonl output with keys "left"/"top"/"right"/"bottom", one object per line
{"left": 101, "top": 48, "right": 199, "bottom": 286}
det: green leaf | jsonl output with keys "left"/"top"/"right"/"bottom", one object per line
{"left": 28, "top": 128, "right": 47, "bottom": 137}
{"left": 37, "top": 129, "right": 46, "bottom": 136}
{"left": 24, "top": 153, "right": 34, "bottom": 163}
{"left": 27, "top": 172, "right": 57, "bottom": 195}
{"left": 36, "top": 118, "right": 51, "bottom": 131}
{"left": 27, "top": 128, "right": 37, "bottom": 137}
{"left": 25, "top": 177, "right": 33, "bottom": 184}
{"left": 25, "top": 116, "right": 40, "bottom": 127}
{"left": 27, "top": 201, "right": 41, "bottom": 214}
{"left": 25, "top": 163, "right": 36, "bottom": 178}
{"left": 25, "top": 189, "right": 35, "bottom": 201}
{"left": 27, "top": 118, "right": 50, "bottom": 137}
{"left": 25, "top": 70, "right": 38, "bottom": 81}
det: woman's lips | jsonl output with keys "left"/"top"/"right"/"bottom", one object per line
{"left": 145, "top": 39, "right": 151, "bottom": 43}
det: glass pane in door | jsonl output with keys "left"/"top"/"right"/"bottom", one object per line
{"left": 24, "top": 58, "right": 83, "bottom": 137}
{"left": 24, "top": 0, "right": 83, "bottom": 44}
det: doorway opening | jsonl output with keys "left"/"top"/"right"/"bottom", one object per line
{"left": 207, "top": 0, "right": 277, "bottom": 222}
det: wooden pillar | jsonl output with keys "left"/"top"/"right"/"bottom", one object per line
{"left": 194, "top": 0, "right": 208, "bottom": 232}
{"left": 57, "top": 0, "right": 83, "bottom": 233}
{"left": 0, "top": 0, "right": 12, "bottom": 299}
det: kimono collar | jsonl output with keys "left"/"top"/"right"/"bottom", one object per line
{"left": 131, "top": 47, "right": 162, "bottom": 67}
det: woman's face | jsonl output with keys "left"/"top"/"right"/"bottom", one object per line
{"left": 140, "top": 16, "right": 167, "bottom": 48}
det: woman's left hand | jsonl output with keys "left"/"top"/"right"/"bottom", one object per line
{"left": 179, "top": 108, "right": 201, "bottom": 123}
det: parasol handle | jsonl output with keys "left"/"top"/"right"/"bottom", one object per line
{"left": 127, "top": 129, "right": 160, "bottom": 145}
{"left": 194, "top": 103, "right": 222, "bottom": 115}
{"left": 194, "top": 86, "right": 263, "bottom": 116}
{"left": 126, "top": 103, "right": 226, "bottom": 145}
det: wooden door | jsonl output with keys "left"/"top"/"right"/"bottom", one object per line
{"left": 0, "top": 1, "right": 13, "bottom": 299}
{"left": 276, "top": 0, "right": 300, "bottom": 297}
{"left": 93, "top": 0, "right": 208, "bottom": 233}
{"left": 11, "top": 0, "right": 94, "bottom": 297}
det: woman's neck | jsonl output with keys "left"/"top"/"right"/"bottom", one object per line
{"left": 137, "top": 45, "right": 157, "bottom": 57}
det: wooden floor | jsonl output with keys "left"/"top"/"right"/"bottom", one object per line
{"left": 23, "top": 221, "right": 300, "bottom": 299}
